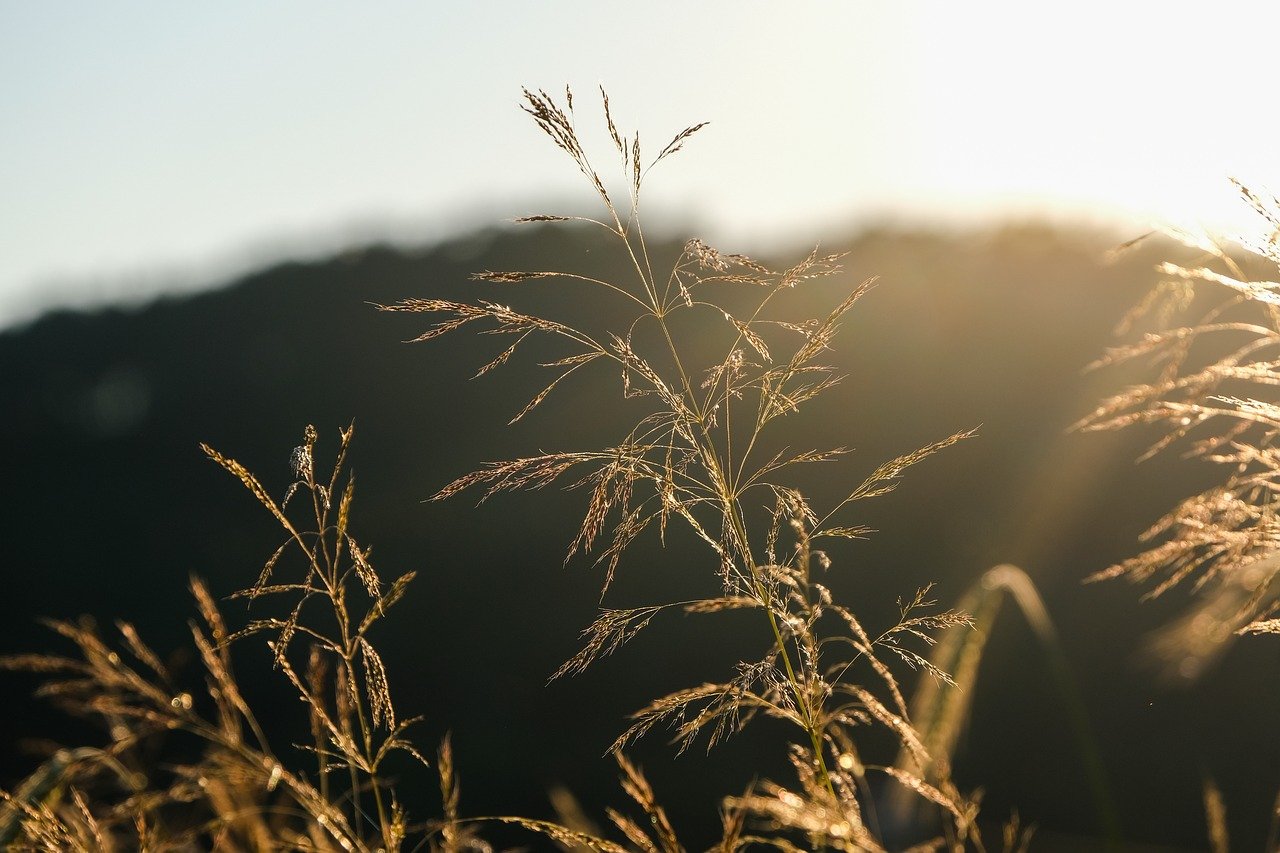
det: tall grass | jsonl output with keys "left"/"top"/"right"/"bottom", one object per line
{"left": 1077, "top": 185, "right": 1280, "bottom": 661}
{"left": 1079, "top": 184, "right": 1280, "bottom": 844}
{"left": 0, "top": 87, "right": 1033, "bottom": 851}
{"left": 385, "top": 86, "right": 1017, "bottom": 851}
{"left": 0, "top": 424, "right": 426, "bottom": 850}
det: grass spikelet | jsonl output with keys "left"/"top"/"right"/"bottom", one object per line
{"left": 114, "top": 620, "right": 168, "bottom": 683}
{"left": 359, "top": 639, "right": 394, "bottom": 730}
{"left": 5, "top": 426, "right": 425, "bottom": 849}
{"left": 494, "top": 817, "right": 630, "bottom": 853}
{"left": 514, "top": 213, "right": 572, "bottom": 223}
{"left": 200, "top": 443, "right": 300, "bottom": 539}
{"left": 4, "top": 85, "right": 1008, "bottom": 851}
{"left": 608, "top": 807, "right": 661, "bottom": 853}
{"left": 360, "top": 571, "right": 416, "bottom": 635}
{"left": 551, "top": 605, "right": 665, "bottom": 681}
{"left": 1082, "top": 184, "right": 1280, "bottom": 642}
{"left": 682, "top": 596, "right": 760, "bottom": 614}
{"left": 600, "top": 84, "right": 624, "bottom": 157}
{"left": 434, "top": 734, "right": 486, "bottom": 853}
{"left": 882, "top": 767, "right": 964, "bottom": 821}
{"left": 614, "top": 753, "right": 683, "bottom": 853}
{"left": 470, "top": 269, "right": 559, "bottom": 283}
{"left": 654, "top": 121, "right": 709, "bottom": 165}
{"left": 348, "top": 538, "right": 381, "bottom": 599}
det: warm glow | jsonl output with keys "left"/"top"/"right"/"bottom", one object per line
{"left": 2, "top": 3, "right": 1278, "bottom": 325}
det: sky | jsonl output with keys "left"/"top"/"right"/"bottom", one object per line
{"left": 3, "top": 2, "right": 1280, "bottom": 329}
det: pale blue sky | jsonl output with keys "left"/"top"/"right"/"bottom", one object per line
{"left": 3, "top": 3, "right": 1279, "bottom": 328}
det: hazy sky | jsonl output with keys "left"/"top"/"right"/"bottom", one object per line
{"left": 3, "top": 3, "right": 1279, "bottom": 328}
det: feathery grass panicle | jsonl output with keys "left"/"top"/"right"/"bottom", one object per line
{"left": 427, "top": 734, "right": 489, "bottom": 853}
{"left": 494, "top": 817, "right": 630, "bottom": 853}
{"left": 6, "top": 85, "right": 999, "bottom": 851}
{"left": 398, "top": 85, "right": 986, "bottom": 848}
{"left": 1082, "top": 183, "right": 1280, "bottom": 648}
{"left": 2, "top": 426, "right": 422, "bottom": 850}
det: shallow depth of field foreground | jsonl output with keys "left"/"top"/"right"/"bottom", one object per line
{"left": 5, "top": 27, "right": 1280, "bottom": 852}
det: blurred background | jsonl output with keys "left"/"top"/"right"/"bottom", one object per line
{"left": 4, "top": 3, "right": 1280, "bottom": 850}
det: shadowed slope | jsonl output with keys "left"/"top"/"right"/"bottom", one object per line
{"left": 1, "top": 223, "right": 1271, "bottom": 849}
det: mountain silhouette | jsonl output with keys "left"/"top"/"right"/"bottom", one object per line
{"left": 1, "top": 222, "right": 1273, "bottom": 850}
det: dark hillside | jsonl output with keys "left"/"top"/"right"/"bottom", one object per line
{"left": 2, "top": 224, "right": 1274, "bottom": 849}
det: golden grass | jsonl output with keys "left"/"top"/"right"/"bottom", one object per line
{"left": 1078, "top": 181, "right": 1280, "bottom": 841}
{"left": 1, "top": 425, "right": 422, "bottom": 851}
{"left": 0, "top": 86, "right": 1065, "bottom": 851}
{"left": 385, "top": 86, "right": 1013, "bottom": 851}
{"left": 1078, "top": 183, "right": 1280, "bottom": 644}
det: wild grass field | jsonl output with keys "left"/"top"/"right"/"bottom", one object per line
{"left": 2, "top": 87, "right": 1278, "bottom": 851}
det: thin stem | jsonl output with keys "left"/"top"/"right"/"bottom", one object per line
{"left": 520, "top": 271, "right": 652, "bottom": 310}
{"left": 724, "top": 495, "right": 838, "bottom": 804}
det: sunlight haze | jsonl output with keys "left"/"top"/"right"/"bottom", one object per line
{"left": 2, "top": 2, "right": 1277, "bottom": 328}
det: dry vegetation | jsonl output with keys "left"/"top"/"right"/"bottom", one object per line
{"left": 3, "top": 85, "right": 1278, "bottom": 851}
{"left": 1076, "top": 185, "right": 1280, "bottom": 674}
{"left": 1074, "top": 184, "right": 1280, "bottom": 847}
{"left": 0, "top": 424, "right": 409, "bottom": 849}
{"left": 385, "top": 86, "right": 1013, "bottom": 850}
